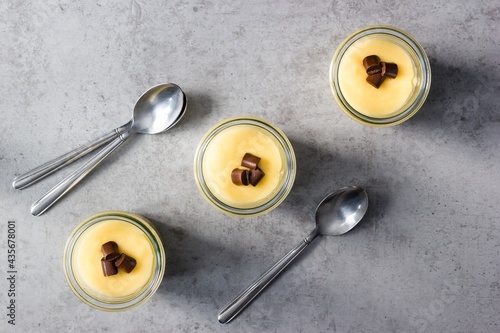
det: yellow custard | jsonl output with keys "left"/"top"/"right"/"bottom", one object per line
{"left": 72, "top": 219, "right": 154, "bottom": 298}
{"left": 338, "top": 35, "right": 416, "bottom": 118}
{"left": 202, "top": 124, "right": 284, "bottom": 208}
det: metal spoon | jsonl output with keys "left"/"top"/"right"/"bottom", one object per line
{"left": 12, "top": 121, "right": 132, "bottom": 190}
{"left": 218, "top": 186, "right": 368, "bottom": 324}
{"left": 29, "top": 83, "right": 187, "bottom": 216}
{"left": 13, "top": 83, "right": 186, "bottom": 190}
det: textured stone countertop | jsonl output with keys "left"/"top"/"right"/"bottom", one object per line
{"left": 1, "top": 1, "right": 499, "bottom": 332}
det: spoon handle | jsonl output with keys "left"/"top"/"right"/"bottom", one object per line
{"left": 30, "top": 130, "right": 134, "bottom": 216}
{"left": 218, "top": 233, "right": 317, "bottom": 324}
{"left": 12, "top": 121, "right": 132, "bottom": 190}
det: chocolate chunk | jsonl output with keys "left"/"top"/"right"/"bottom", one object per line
{"left": 381, "top": 62, "right": 398, "bottom": 78}
{"left": 115, "top": 253, "right": 137, "bottom": 273}
{"left": 241, "top": 153, "right": 261, "bottom": 169}
{"left": 101, "top": 241, "right": 120, "bottom": 261}
{"left": 366, "top": 73, "right": 385, "bottom": 89}
{"left": 231, "top": 168, "right": 249, "bottom": 186}
{"left": 101, "top": 257, "right": 118, "bottom": 276}
{"left": 249, "top": 168, "right": 265, "bottom": 186}
{"left": 366, "top": 64, "right": 382, "bottom": 76}
{"left": 363, "top": 55, "right": 382, "bottom": 75}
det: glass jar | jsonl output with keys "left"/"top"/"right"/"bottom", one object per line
{"left": 194, "top": 117, "right": 296, "bottom": 216}
{"left": 330, "top": 25, "right": 431, "bottom": 126}
{"left": 64, "top": 211, "right": 165, "bottom": 311}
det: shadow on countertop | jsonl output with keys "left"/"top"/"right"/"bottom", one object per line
{"left": 277, "top": 137, "right": 392, "bottom": 237}
{"left": 165, "top": 90, "right": 215, "bottom": 135}
{"left": 400, "top": 57, "right": 500, "bottom": 146}
{"left": 148, "top": 215, "right": 251, "bottom": 305}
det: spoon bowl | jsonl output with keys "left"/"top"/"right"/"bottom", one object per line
{"left": 218, "top": 186, "right": 368, "bottom": 324}
{"left": 316, "top": 186, "right": 368, "bottom": 236}
{"left": 133, "top": 83, "right": 186, "bottom": 134}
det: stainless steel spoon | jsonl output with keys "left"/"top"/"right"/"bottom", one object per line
{"left": 12, "top": 121, "right": 132, "bottom": 190}
{"left": 29, "top": 83, "right": 187, "bottom": 216}
{"left": 218, "top": 186, "right": 368, "bottom": 324}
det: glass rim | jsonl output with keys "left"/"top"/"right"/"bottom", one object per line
{"left": 194, "top": 116, "right": 296, "bottom": 217}
{"left": 330, "top": 25, "right": 431, "bottom": 126}
{"left": 63, "top": 211, "right": 166, "bottom": 311}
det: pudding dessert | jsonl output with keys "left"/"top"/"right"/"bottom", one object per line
{"left": 338, "top": 36, "right": 415, "bottom": 117}
{"left": 194, "top": 117, "right": 296, "bottom": 216}
{"left": 64, "top": 211, "right": 165, "bottom": 311}
{"left": 72, "top": 219, "right": 154, "bottom": 298}
{"left": 330, "top": 26, "right": 431, "bottom": 126}
{"left": 202, "top": 124, "right": 283, "bottom": 207}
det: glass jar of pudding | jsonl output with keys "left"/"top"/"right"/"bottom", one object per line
{"left": 64, "top": 211, "right": 165, "bottom": 311}
{"left": 194, "top": 117, "right": 296, "bottom": 217}
{"left": 330, "top": 25, "right": 431, "bottom": 126}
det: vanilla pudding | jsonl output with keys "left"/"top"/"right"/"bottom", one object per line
{"left": 203, "top": 125, "right": 283, "bottom": 207}
{"left": 194, "top": 117, "right": 296, "bottom": 216}
{"left": 64, "top": 212, "right": 165, "bottom": 311}
{"left": 330, "top": 26, "right": 431, "bottom": 126}
{"left": 72, "top": 219, "right": 154, "bottom": 298}
{"left": 338, "top": 36, "right": 416, "bottom": 117}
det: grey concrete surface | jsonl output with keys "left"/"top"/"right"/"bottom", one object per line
{"left": 1, "top": 1, "right": 499, "bottom": 332}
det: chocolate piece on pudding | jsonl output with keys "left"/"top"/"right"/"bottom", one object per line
{"left": 101, "top": 241, "right": 120, "bottom": 261}
{"left": 232, "top": 153, "right": 266, "bottom": 186}
{"left": 363, "top": 55, "right": 382, "bottom": 75}
{"left": 231, "top": 168, "right": 249, "bottom": 186}
{"left": 101, "top": 257, "right": 118, "bottom": 276}
{"left": 241, "top": 153, "right": 261, "bottom": 169}
{"left": 115, "top": 253, "right": 137, "bottom": 273}
{"left": 249, "top": 168, "right": 265, "bottom": 186}
{"left": 363, "top": 55, "right": 398, "bottom": 88}
{"left": 366, "top": 73, "right": 385, "bottom": 89}
{"left": 381, "top": 62, "right": 398, "bottom": 78}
